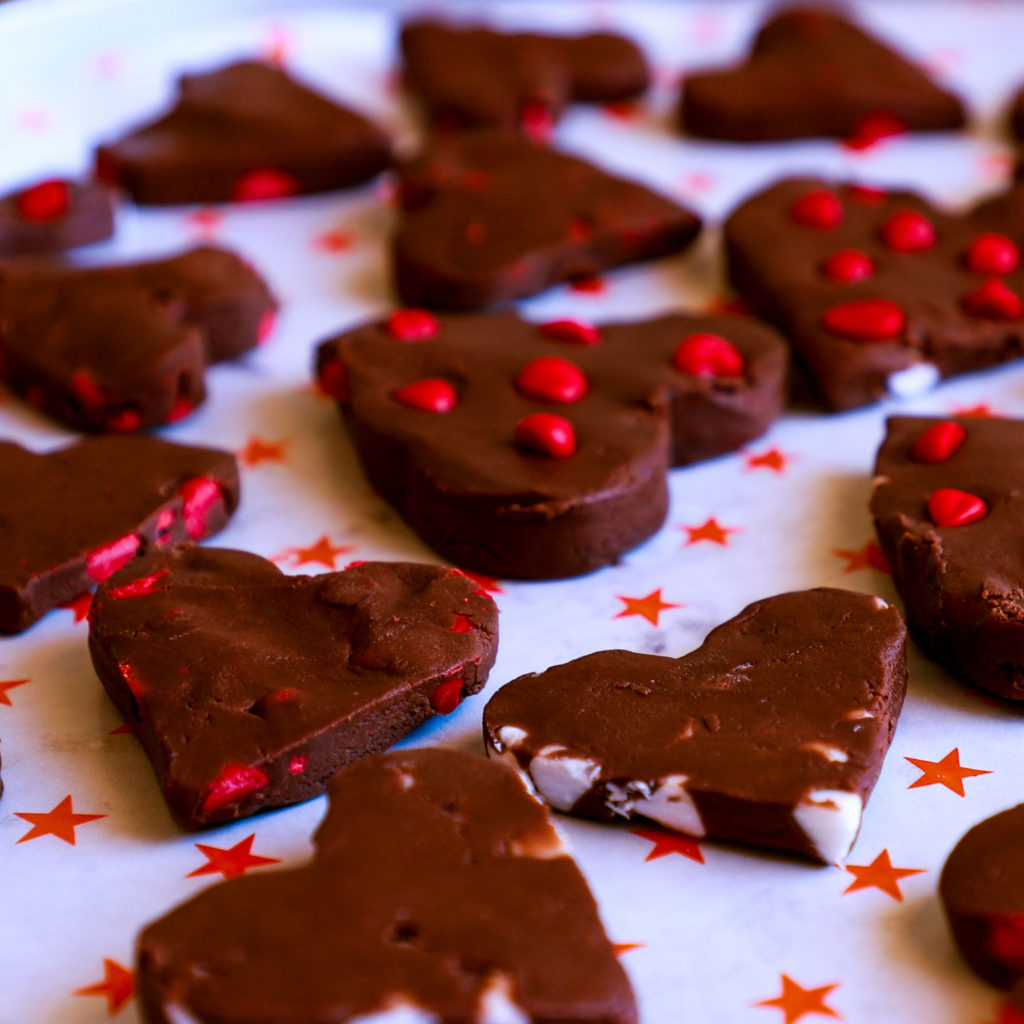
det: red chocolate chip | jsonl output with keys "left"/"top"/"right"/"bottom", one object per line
{"left": 288, "top": 756, "right": 307, "bottom": 775}
{"left": 16, "top": 178, "right": 71, "bottom": 221}
{"left": 880, "top": 209, "right": 936, "bottom": 253}
{"left": 200, "top": 764, "right": 270, "bottom": 815}
{"left": 821, "top": 249, "right": 875, "bottom": 282}
{"left": 965, "top": 233, "right": 1020, "bottom": 275}
{"left": 393, "top": 378, "right": 458, "bottom": 413}
{"left": 821, "top": 298, "right": 905, "bottom": 341}
{"left": 514, "top": 413, "right": 577, "bottom": 458}
{"left": 789, "top": 189, "right": 843, "bottom": 229}
{"left": 319, "top": 359, "right": 349, "bottom": 402}
{"left": 181, "top": 477, "right": 223, "bottom": 541}
{"left": 537, "top": 319, "right": 600, "bottom": 345}
{"left": 928, "top": 488, "right": 987, "bottom": 527}
{"left": 232, "top": 168, "right": 299, "bottom": 202}
{"left": 386, "top": 309, "right": 440, "bottom": 341}
{"left": 107, "top": 570, "right": 170, "bottom": 600}
{"left": 87, "top": 533, "right": 142, "bottom": 583}
{"left": 429, "top": 675, "right": 464, "bottom": 714}
{"left": 911, "top": 421, "right": 966, "bottom": 463}
{"left": 963, "top": 278, "right": 1024, "bottom": 321}
{"left": 515, "top": 356, "right": 588, "bottom": 403}
{"left": 672, "top": 333, "right": 745, "bottom": 377}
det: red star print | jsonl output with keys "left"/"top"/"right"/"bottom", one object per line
{"left": 755, "top": 975, "right": 841, "bottom": 1023}
{"left": 979, "top": 152, "right": 1014, "bottom": 182}
{"left": 906, "top": 748, "right": 991, "bottom": 796}
{"left": 832, "top": 541, "right": 891, "bottom": 574}
{"left": 613, "top": 943, "right": 645, "bottom": 957}
{"left": 239, "top": 436, "right": 288, "bottom": 467}
{"left": 187, "top": 834, "right": 282, "bottom": 880}
{"left": 681, "top": 517, "right": 740, "bottom": 546}
{"left": 570, "top": 274, "right": 606, "bottom": 294}
{"left": 92, "top": 51, "right": 123, "bottom": 79}
{"left": 678, "top": 170, "right": 716, "bottom": 197}
{"left": 745, "top": 448, "right": 791, "bottom": 473}
{"left": 614, "top": 589, "right": 682, "bottom": 627}
{"left": 18, "top": 109, "right": 51, "bottom": 132}
{"left": 0, "top": 678, "right": 29, "bottom": 706}
{"left": 186, "top": 207, "right": 223, "bottom": 236}
{"left": 74, "top": 959, "right": 134, "bottom": 1015}
{"left": 277, "top": 535, "right": 353, "bottom": 570}
{"left": 951, "top": 402, "right": 1000, "bottom": 419}
{"left": 314, "top": 229, "right": 355, "bottom": 253}
{"left": 842, "top": 849, "right": 925, "bottom": 901}
{"left": 631, "top": 828, "right": 704, "bottom": 864}
{"left": 15, "top": 795, "right": 106, "bottom": 844}
{"left": 604, "top": 100, "right": 641, "bottom": 121}
{"left": 61, "top": 591, "right": 93, "bottom": 622}
{"left": 262, "top": 22, "right": 292, "bottom": 66}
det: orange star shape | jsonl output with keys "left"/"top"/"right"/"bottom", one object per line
{"left": 631, "top": 827, "right": 704, "bottom": 864}
{"left": 239, "top": 436, "right": 288, "bottom": 467}
{"left": 745, "top": 448, "right": 791, "bottom": 473}
{"left": 613, "top": 943, "right": 645, "bottom": 957}
{"left": 755, "top": 975, "right": 841, "bottom": 1024}
{"left": 278, "top": 535, "right": 353, "bottom": 570}
{"left": 74, "top": 958, "right": 134, "bottom": 1015}
{"left": 187, "top": 834, "right": 282, "bottom": 880}
{"left": 314, "top": 229, "right": 355, "bottom": 253}
{"left": 843, "top": 849, "right": 925, "bottom": 901}
{"left": 906, "top": 748, "right": 991, "bottom": 796}
{"left": 614, "top": 589, "right": 682, "bottom": 627}
{"left": 832, "top": 540, "right": 891, "bottom": 574}
{"left": 951, "top": 402, "right": 999, "bottom": 419}
{"left": 681, "top": 517, "right": 740, "bottom": 546}
{"left": 15, "top": 795, "right": 106, "bottom": 844}
{"left": 0, "top": 678, "right": 29, "bottom": 706}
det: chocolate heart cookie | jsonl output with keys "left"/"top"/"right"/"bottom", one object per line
{"left": 88, "top": 550, "right": 498, "bottom": 828}
{"left": 0, "top": 176, "right": 114, "bottom": 256}
{"left": 484, "top": 588, "right": 907, "bottom": 863}
{"left": 0, "top": 435, "right": 239, "bottom": 634}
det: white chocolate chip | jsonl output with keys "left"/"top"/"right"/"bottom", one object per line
{"left": 844, "top": 708, "right": 875, "bottom": 721}
{"left": 476, "top": 974, "right": 529, "bottom": 1024}
{"left": 528, "top": 751, "right": 600, "bottom": 811}
{"left": 871, "top": 596, "right": 889, "bottom": 610}
{"left": 165, "top": 1006, "right": 201, "bottom": 1024}
{"left": 793, "top": 789, "right": 863, "bottom": 865}
{"left": 609, "top": 774, "right": 706, "bottom": 837}
{"left": 349, "top": 1001, "right": 440, "bottom": 1023}
{"left": 496, "top": 725, "right": 528, "bottom": 750}
{"left": 800, "top": 741, "right": 850, "bottom": 763}
{"left": 887, "top": 362, "right": 940, "bottom": 398}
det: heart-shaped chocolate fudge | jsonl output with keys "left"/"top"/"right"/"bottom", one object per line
{"left": 681, "top": 6, "right": 965, "bottom": 142}
{"left": 0, "top": 245, "right": 276, "bottom": 431}
{"left": 394, "top": 131, "right": 701, "bottom": 308}
{"left": 726, "top": 176, "right": 1024, "bottom": 410}
{"left": 96, "top": 61, "right": 391, "bottom": 205}
{"left": 137, "top": 748, "right": 636, "bottom": 1023}
{"left": 0, "top": 435, "right": 238, "bottom": 634}
{"left": 316, "top": 308, "right": 786, "bottom": 579}
{"left": 871, "top": 415, "right": 1024, "bottom": 699}
{"left": 401, "top": 20, "right": 649, "bottom": 135}
{"left": 484, "top": 588, "right": 907, "bottom": 863}
{"left": 0, "top": 176, "right": 114, "bottom": 256}
{"left": 88, "top": 549, "right": 498, "bottom": 828}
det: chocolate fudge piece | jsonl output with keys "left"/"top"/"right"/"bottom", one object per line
{"left": 0, "top": 177, "right": 114, "bottom": 256}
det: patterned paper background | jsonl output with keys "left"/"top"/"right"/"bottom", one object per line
{"left": 2, "top": 1, "right": 1024, "bottom": 1021}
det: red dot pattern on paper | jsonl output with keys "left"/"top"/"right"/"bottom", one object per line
{"left": 911, "top": 421, "right": 966, "bottom": 463}
{"left": 514, "top": 413, "right": 577, "bottom": 458}
{"left": 672, "top": 333, "right": 745, "bottom": 377}
{"left": 393, "top": 378, "right": 457, "bottom": 413}
{"left": 515, "top": 357, "right": 588, "bottom": 403}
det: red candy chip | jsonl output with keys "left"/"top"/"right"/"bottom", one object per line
{"left": 880, "top": 210, "right": 936, "bottom": 253}
{"left": 966, "top": 233, "right": 1020, "bottom": 275}
{"left": 108, "top": 408, "right": 142, "bottom": 433}
{"left": 166, "top": 396, "right": 195, "bottom": 424}
{"left": 672, "top": 333, "right": 745, "bottom": 377}
{"left": 288, "top": 756, "right": 307, "bottom": 775}
{"left": 118, "top": 661, "right": 146, "bottom": 703}
{"left": 537, "top": 319, "right": 600, "bottom": 345}
{"left": 429, "top": 675, "right": 464, "bottom": 715}
{"left": 87, "top": 533, "right": 142, "bottom": 582}
{"left": 988, "top": 915, "right": 1024, "bottom": 974}
{"left": 386, "top": 308, "right": 440, "bottom": 341}
{"left": 928, "top": 488, "right": 987, "bottom": 527}
{"left": 200, "top": 764, "right": 269, "bottom": 815}
{"left": 393, "top": 378, "right": 457, "bottom": 413}
{"left": 449, "top": 613, "right": 475, "bottom": 633}
{"left": 16, "top": 178, "right": 71, "bottom": 221}
{"left": 821, "top": 249, "right": 874, "bottom": 283}
{"left": 1000, "top": 1004, "right": 1024, "bottom": 1024}
{"left": 70, "top": 369, "right": 108, "bottom": 410}
{"left": 232, "top": 168, "right": 298, "bottom": 202}
{"left": 849, "top": 184, "right": 886, "bottom": 205}
{"left": 515, "top": 356, "right": 588, "bottom": 403}
{"left": 514, "top": 413, "right": 577, "bottom": 458}
{"left": 520, "top": 100, "right": 554, "bottom": 142}
{"left": 789, "top": 189, "right": 843, "bottom": 229}
{"left": 911, "top": 421, "right": 966, "bottom": 463}
{"left": 155, "top": 508, "right": 175, "bottom": 546}
{"left": 964, "top": 278, "right": 1024, "bottom": 321}
{"left": 180, "top": 476, "right": 223, "bottom": 540}
{"left": 107, "top": 570, "right": 170, "bottom": 600}
{"left": 821, "top": 299, "right": 905, "bottom": 341}
{"left": 319, "top": 359, "right": 349, "bottom": 402}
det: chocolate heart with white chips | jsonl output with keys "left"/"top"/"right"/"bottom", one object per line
{"left": 0, "top": 435, "right": 238, "bottom": 634}
{"left": 136, "top": 749, "right": 636, "bottom": 1024}
{"left": 88, "top": 549, "right": 498, "bottom": 829}
{"left": 484, "top": 588, "right": 907, "bottom": 864}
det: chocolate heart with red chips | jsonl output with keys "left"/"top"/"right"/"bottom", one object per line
{"left": 871, "top": 415, "right": 1024, "bottom": 699}
{"left": 0, "top": 245, "right": 276, "bottom": 431}
{"left": 0, "top": 435, "right": 238, "bottom": 634}
{"left": 95, "top": 61, "right": 391, "bottom": 205}
{"left": 393, "top": 131, "right": 701, "bottom": 308}
{"left": 725, "top": 176, "right": 1024, "bottom": 410}
{"left": 0, "top": 176, "right": 114, "bottom": 256}
{"left": 88, "top": 549, "right": 498, "bottom": 829}
{"left": 484, "top": 588, "right": 907, "bottom": 864}
{"left": 316, "top": 308, "right": 785, "bottom": 579}
{"left": 681, "top": 6, "right": 964, "bottom": 142}
{"left": 401, "top": 20, "right": 649, "bottom": 136}
{"left": 137, "top": 748, "right": 636, "bottom": 1024}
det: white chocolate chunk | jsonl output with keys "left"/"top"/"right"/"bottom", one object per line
{"left": 871, "top": 596, "right": 889, "bottom": 610}
{"left": 800, "top": 741, "right": 849, "bottom": 763}
{"left": 528, "top": 751, "right": 600, "bottom": 811}
{"left": 607, "top": 775, "right": 705, "bottom": 837}
{"left": 844, "top": 708, "right": 875, "bottom": 721}
{"left": 496, "top": 725, "right": 528, "bottom": 750}
{"left": 165, "top": 1006, "right": 201, "bottom": 1024}
{"left": 793, "top": 789, "right": 863, "bottom": 865}
{"left": 887, "top": 362, "right": 940, "bottom": 398}
{"left": 477, "top": 974, "right": 529, "bottom": 1024}
{"left": 350, "top": 1002, "right": 440, "bottom": 1023}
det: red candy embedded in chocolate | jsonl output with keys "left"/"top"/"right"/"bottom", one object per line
{"left": 107, "top": 570, "right": 170, "bottom": 600}
{"left": 911, "top": 420, "right": 966, "bottom": 463}
{"left": 520, "top": 100, "right": 555, "bottom": 142}
{"left": 16, "top": 179, "right": 71, "bottom": 222}
{"left": 70, "top": 369, "right": 109, "bottom": 410}
{"left": 822, "top": 298, "right": 905, "bottom": 341}
{"left": 233, "top": 168, "right": 299, "bottom": 202}
{"left": 672, "top": 333, "right": 745, "bottom": 377}
{"left": 515, "top": 357, "right": 588, "bottom": 403}
{"left": 181, "top": 477, "right": 223, "bottom": 541}
{"left": 318, "top": 358, "right": 349, "bottom": 402}
{"left": 880, "top": 209, "right": 937, "bottom": 253}
{"left": 964, "top": 278, "right": 1024, "bottom": 321}
{"left": 288, "top": 756, "right": 307, "bottom": 775}
{"left": 450, "top": 613, "right": 475, "bottom": 633}
{"left": 966, "top": 233, "right": 1020, "bottom": 275}
{"left": 201, "top": 765, "right": 270, "bottom": 815}
{"left": 538, "top": 319, "right": 601, "bottom": 345}
{"left": 429, "top": 675, "right": 465, "bottom": 714}
{"left": 108, "top": 408, "right": 143, "bottom": 433}
{"left": 821, "top": 249, "right": 874, "bottom": 282}
{"left": 849, "top": 184, "right": 887, "bottom": 205}
{"left": 393, "top": 378, "right": 457, "bottom": 412}
{"left": 928, "top": 488, "right": 987, "bottom": 527}
{"left": 989, "top": 917, "right": 1024, "bottom": 974}
{"left": 387, "top": 308, "right": 440, "bottom": 341}
{"left": 514, "top": 413, "right": 577, "bottom": 457}
{"left": 790, "top": 189, "right": 843, "bottom": 229}
{"left": 86, "top": 533, "right": 142, "bottom": 583}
